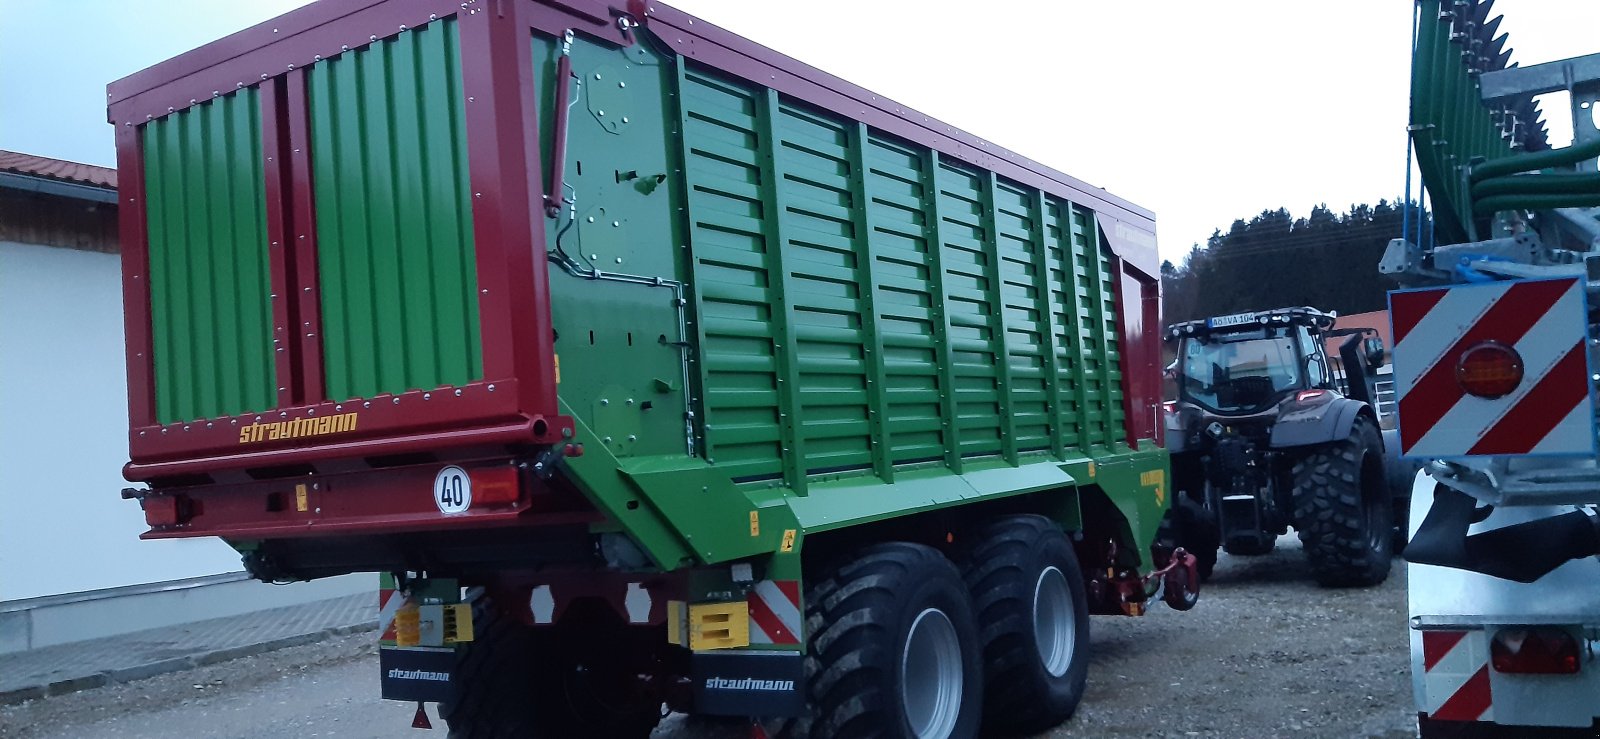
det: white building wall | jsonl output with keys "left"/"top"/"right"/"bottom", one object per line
{"left": 0, "top": 241, "right": 242, "bottom": 601}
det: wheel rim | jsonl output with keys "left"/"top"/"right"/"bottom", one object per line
{"left": 901, "top": 607, "right": 963, "bottom": 739}
{"left": 1033, "top": 566, "right": 1075, "bottom": 677}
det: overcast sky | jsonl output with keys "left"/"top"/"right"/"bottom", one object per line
{"left": 4, "top": 1, "right": 1599, "bottom": 261}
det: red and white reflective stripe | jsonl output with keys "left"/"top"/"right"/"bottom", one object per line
{"left": 378, "top": 588, "right": 407, "bottom": 641}
{"left": 1421, "top": 630, "right": 1494, "bottom": 722}
{"left": 1390, "top": 277, "right": 1594, "bottom": 457}
{"left": 747, "top": 580, "right": 801, "bottom": 645}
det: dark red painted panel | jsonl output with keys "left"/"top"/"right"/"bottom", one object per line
{"left": 139, "top": 457, "right": 603, "bottom": 540}
{"left": 259, "top": 76, "right": 299, "bottom": 409}
{"left": 124, "top": 379, "right": 577, "bottom": 477}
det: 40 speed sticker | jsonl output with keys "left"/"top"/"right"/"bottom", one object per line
{"left": 434, "top": 466, "right": 472, "bottom": 514}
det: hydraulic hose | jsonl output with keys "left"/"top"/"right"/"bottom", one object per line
{"left": 1470, "top": 135, "right": 1600, "bottom": 182}
{"left": 1472, "top": 192, "right": 1600, "bottom": 215}
{"left": 1471, "top": 171, "right": 1600, "bottom": 198}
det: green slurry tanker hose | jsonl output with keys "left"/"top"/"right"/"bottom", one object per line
{"left": 1470, "top": 136, "right": 1600, "bottom": 182}
{"left": 1472, "top": 172, "right": 1600, "bottom": 198}
{"left": 1472, "top": 192, "right": 1600, "bottom": 216}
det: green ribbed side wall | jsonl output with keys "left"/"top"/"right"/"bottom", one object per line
{"left": 142, "top": 89, "right": 274, "bottom": 424}
{"left": 677, "top": 62, "right": 1131, "bottom": 488}
{"left": 306, "top": 17, "right": 481, "bottom": 402}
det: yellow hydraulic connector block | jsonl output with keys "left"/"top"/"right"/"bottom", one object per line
{"left": 444, "top": 603, "right": 474, "bottom": 643}
{"left": 394, "top": 602, "right": 421, "bottom": 647}
{"left": 666, "top": 600, "right": 689, "bottom": 647}
{"left": 689, "top": 601, "right": 750, "bottom": 651}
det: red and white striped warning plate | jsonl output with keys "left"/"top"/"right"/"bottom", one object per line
{"left": 747, "top": 580, "right": 801, "bottom": 645}
{"left": 379, "top": 586, "right": 407, "bottom": 642}
{"left": 1420, "top": 630, "right": 1494, "bottom": 722}
{"left": 1390, "top": 277, "right": 1595, "bottom": 457}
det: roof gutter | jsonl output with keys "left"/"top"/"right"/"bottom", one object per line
{"left": 0, "top": 171, "right": 117, "bottom": 204}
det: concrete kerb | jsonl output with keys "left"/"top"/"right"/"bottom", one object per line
{"left": 0, "top": 618, "right": 379, "bottom": 707}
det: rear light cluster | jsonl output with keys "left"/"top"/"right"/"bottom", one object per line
{"left": 1295, "top": 389, "right": 1328, "bottom": 403}
{"left": 1491, "top": 627, "right": 1581, "bottom": 674}
{"left": 142, "top": 494, "right": 192, "bottom": 527}
{"left": 1457, "top": 341, "right": 1524, "bottom": 399}
{"left": 468, "top": 466, "right": 521, "bottom": 506}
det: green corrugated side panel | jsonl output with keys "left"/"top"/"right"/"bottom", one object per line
{"left": 676, "top": 61, "right": 1133, "bottom": 481}
{"left": 1046, "top": 198, "right": 1129, "bottom": 453}
{"left": 306, "top": 17, "right": 481, "bottom": 402}
{"left": 933, "top": 159, "right": 1005, "bottom": 458}
{"left": 770, "top": 100, "right": 874, "bottom": 474}
{"left": 991, "top": 179, "right": 1053, "bottom": 454}
{"left": 861, "top": 133, "right": 951, "bottom": 466}
{"left": 1410, "top": 0, "right": 1515, "bottom": 242}
{"left": 677, "top": 64, "right": 786, "bottom": 482}
{"left": 142, "top": 89, "right": 274, "bottom": 424}
{"left": 1096, "top": 227, "right": 1128, "bottom": 447}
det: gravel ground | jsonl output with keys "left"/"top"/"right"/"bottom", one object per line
{"left": 0, "top": 535, "right": 1415, "bottom": 739}
{"left": 1052, "top": 536, "right": 1415, "bottom": 739}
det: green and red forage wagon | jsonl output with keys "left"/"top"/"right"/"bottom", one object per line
{"left": 108, "top": 0, "right": 1190, "bottom": 735}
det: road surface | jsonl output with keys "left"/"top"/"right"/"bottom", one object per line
{"left": 0, "top": 536, "right": 1416, "bottom": 739}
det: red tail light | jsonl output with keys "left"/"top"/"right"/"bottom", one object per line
{"left": 468, "top": 466, "right": 521, "bottom": 506}
{"left": 142, "top": 494, "right": 189, "bottom": 527}
{"left": 1456, "top": 341, "right": 1524, "bottom": 399}
{"left": 1491, "top": 627, "right": 1580, "bottom": 674}
{"left": 1295, "top": 389, "right": 1327, "bottom": 403}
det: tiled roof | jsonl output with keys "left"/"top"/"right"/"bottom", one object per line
{"left": 0, "top": 150, "right": 116, "bottom": 189}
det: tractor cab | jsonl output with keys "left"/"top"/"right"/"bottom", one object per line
{"left": 1168, "top": 307, "right": 1385, "bottom": 421}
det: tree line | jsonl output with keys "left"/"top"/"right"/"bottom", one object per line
{"left": 1160, "top": 200, "right": 1426, "bottom": 325}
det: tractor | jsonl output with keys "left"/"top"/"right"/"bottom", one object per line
{"left": 1164, "top": 306, "right": 1403, "bottom": 587}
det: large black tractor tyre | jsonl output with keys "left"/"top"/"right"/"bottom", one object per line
{"left": 1291, "top": 415, "right": 1394, "bottom": 587}
{"left": 442, "top": 593, "right": 661, "bottom": 739}
{"left": 954, "top": 516, "right": 1090, "bottom": 736}
{"left": 1174, "top": 494, "right": 1220, "bottom": 581}
{"left": 795, "top": 542, "right": 984, "bottom": 739}
{"left": 442, "top": 592, "right": 539, "bottom": 739}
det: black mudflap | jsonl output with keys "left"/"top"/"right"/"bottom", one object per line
{"left": 380, "top": 646, "right": 458, "bottom": 703}
{"left": 692, "top": 649, "right": 805, "bottom": 717}
{"left": 1405, "top": 483, "right": 1600, "bottom": 583}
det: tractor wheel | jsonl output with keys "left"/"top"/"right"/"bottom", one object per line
{"left": 1291, "top": 415, "right": 1394, "bottom": 587}
{"left": 442, "top": 593, "right": 661, "bottom": 739}
{"left": 1175, "top": 494, "right": 1220, "bottom": 581}
{"left": 442, "top": 592, "right": 539, "bottom": 739}
{"left": 953, "top": 516, "right": 1089, "bottom": 735}
{"left": 796, "top": 542, "right": 983, "bottom": 739}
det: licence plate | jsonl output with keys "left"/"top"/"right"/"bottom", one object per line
{"left": 1207, "top": 312, "right": 1256, "bottom": 328}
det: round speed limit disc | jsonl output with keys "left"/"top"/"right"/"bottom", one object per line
{"left": 433, "top": 465, "right": 472, "bottom": 514}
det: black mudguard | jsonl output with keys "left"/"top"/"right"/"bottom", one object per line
{"left": 1269, "top": 397, "right": 1371, "bottom": 449}
{"left": 1405, "top": 483, "right": 1600, "bottom": 583}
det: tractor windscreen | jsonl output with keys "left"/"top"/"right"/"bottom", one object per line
{"left": 1179, "top": 329, "right": 1304, "bottom": 413}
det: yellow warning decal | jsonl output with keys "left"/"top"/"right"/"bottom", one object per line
{"left": 295, "top": 483, "right": 309, "bottom": 512}
{"left": 1141, "top": 469, "right": 1166, "bottom": 507}
{"left": 749, "top": 510, "right": 760, "bottom": 537}
{"left": 779, "top": 529, "right": 797, "bottom": 553}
